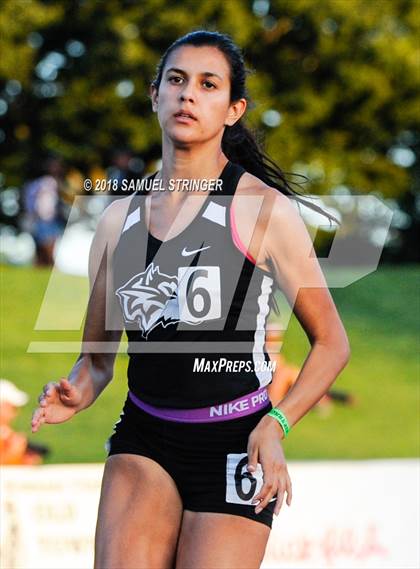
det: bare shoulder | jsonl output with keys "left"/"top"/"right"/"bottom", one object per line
{"left": 99, "top": 196, "right": 132, "bottom": 235}
{"left": 235, "top": 171, "right": 298, "bottom": 227}
{"left": 232, "top": 171, "right": 306, "bottom": 271}
{"left": 97, "top": 172, "right": 155, "bottom": 240}
{"left": 88, "top": 197, "right": 129, "bottom": 260}
{"left": 236, "top": 170, "right": 274, "bottom": 197}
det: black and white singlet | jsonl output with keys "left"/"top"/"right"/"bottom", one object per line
{"left": 112, "top": 160, "right": 278, "bottom": 408}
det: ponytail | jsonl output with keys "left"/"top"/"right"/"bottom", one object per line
{"left": 223, "top": 121, "right": 339, "bottom": 226}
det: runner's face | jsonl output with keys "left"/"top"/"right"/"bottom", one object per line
{"left": 151, "top": 45, "right": 245, "bottom": 144}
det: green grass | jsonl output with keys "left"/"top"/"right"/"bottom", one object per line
{"left": 1, "top": 264, "right": 419, "bottom": 463}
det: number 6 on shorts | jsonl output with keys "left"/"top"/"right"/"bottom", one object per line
{"left": 225, "top": 452, "right": 265, "bottom": 505}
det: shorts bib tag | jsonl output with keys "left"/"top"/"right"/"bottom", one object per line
{"left": 225, "top": 452, "right": 276, "bottom": 506}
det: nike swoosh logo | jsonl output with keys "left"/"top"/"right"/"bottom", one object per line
{"left": 181, "top": 245, "right": 211, "bottom": 257}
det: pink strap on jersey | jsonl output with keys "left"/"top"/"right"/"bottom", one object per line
{"left": 230, "top": 203, "right": 257, "bottom": 265}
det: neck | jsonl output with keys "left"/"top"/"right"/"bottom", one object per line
{"left": 159, "top": 133, "right": 228, "bottom": 184}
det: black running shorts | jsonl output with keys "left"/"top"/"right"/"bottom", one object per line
{"left": 106, "top": 394, "right": 276, "bottom": 528}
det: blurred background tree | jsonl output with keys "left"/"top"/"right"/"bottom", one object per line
{"left": 0, "top": 0, "right": 418, "bottom": 261}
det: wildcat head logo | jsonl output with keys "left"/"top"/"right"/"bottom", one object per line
{"left": 115, "top": 263, "right": 181, "bottom": 338}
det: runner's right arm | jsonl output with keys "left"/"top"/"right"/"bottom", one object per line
{"left": 31, "top": 197, "right": 131, "bottom": 432}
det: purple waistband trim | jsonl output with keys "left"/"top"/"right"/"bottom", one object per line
{"left": 128, "top": 387, "right": 271, "bottom": 423}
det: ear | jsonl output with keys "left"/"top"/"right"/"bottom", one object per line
{"left": 225, "top": 98, "right": 247, "bottom": 127}
{"left": 150, "top": 84, "right": 158, "bottom": 112}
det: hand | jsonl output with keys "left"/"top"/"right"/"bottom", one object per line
{"left": 246, "top": 414, "right": 292, "bottom": 516}
{"left": 31, "top": 378, "right": 83, "bottom": 433}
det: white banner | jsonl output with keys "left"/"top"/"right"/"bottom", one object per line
{"left": 1, "top": 459, "right": 418, "bottom": 569}
{"left": 0, "top": 464, "right": 100, "bottom": 569}
{"left": 263, "top": 459, "right": 419, "bottom": 569}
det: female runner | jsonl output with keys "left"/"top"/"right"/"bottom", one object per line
{"left": 32, "top": 31, "right": 350, "bottom": 569}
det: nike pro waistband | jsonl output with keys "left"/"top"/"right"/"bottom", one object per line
{"left": 128, "top": 386, "right": 271, "bottom": 423}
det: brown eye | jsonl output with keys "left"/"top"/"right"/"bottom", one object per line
{"left": 203, "top": 81, "right": 216, "bottom": 89}
{"left": 169, "top": 76, "right": 183, "bottom": 84}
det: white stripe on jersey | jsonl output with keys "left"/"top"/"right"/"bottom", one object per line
{"left": 122, "top": 206, "right": 141, "bottom": 233}
{"left": 253, "top": 274, "right": 274, "bottom": 387}
{"left": 202, "top": 201, "right": 226, "bottom": 226}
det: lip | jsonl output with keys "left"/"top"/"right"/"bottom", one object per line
{"left": 174, "top": 110, "right": 197, "bottom": 121}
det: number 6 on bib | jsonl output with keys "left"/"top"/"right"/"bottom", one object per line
{"left": 226, "top": 453, "right": 266, "bottom": 505}
{"left": 178, "top": 266, "right": 221, "bottom": 323}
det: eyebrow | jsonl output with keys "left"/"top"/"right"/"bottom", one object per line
{"left": 165, "top": 67, "right": 223, "bottom": 81}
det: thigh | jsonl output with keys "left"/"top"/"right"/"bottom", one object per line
{"left": 94, "top": 453, "right": 183, "bottom": 569}
{"left": 175, "top": 510, "right": 270, "bottom": 569}
{"left": 175, "top": 407, "right": 277, "bottom": 530}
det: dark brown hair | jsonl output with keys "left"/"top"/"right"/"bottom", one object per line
{"left": 152, "top": 30, "right": 338, "bottom": 225}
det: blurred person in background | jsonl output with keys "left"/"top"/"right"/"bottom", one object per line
{"left": 0, "top": 379, "right": 48, "bottom": 465}
{"left": 31, "top": 31, "right": 350, "bottom": 569}
{"left": 22, "top": 155, "right": 68, "bottom": 266}
{"left": 106, "top": 148, "right": 145, "bottom": 196}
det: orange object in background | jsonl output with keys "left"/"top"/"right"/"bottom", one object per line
{"left": 265, "top": 323, "right": 355, "bottom": 416}
{"left": 265, "top": 323, "right": 300, "bottom": 406}
{"left": 268, "top": 352, "right": 301, "bottom": 406}
{"left": 0, "top": 380, "right": 47, "bottom": 465}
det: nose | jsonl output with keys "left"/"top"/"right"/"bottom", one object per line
{"left": 179, "top": 84, "right": 195, "bottom": 103}
{"left": 180, "top": 93, "right": 194, "bottom": 104}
